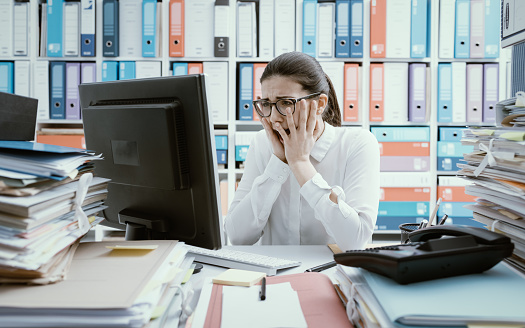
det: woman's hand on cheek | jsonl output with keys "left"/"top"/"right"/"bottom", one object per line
{"left": 261, "top": 117, "right": 287, "bottom": 163}
{"left": 279, "top": 100, "right": 317, "bottom": 166}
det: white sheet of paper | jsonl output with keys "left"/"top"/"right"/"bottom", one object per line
{"left": 221, "top": 282, "right": 307, "bottom": 328}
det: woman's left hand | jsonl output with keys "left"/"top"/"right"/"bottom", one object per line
{"left": 273, "top": 98, "right": 323, "bottom": 166}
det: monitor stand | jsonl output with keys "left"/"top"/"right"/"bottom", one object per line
{"left": 118, "top": 209, "right": 169, "bottom": 240}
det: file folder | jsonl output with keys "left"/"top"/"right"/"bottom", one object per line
{"left": 469, "top": 0, "right": 484, "bottom": 59}
{"left": 65, "top": 62, "right": 81, "bottom": 120}
{"left": 319, "top": 62, "right": 344, "bottom": 111}
{"left": 0, "top": 0, "right": 13, "bottom": 57}
{"left": 408, "top": 63, "right": 426, "bottom": 122}
{"left": 238, "top": 63, "right": 253, "bottom": 121}
{"left": 135, "top": 61, "right": 161, "bottom": 78}
{"left": 49, "top": 61, "right": 66, "bottom": 119}
{"left": 47, "top": 0, "right": 64, "bottom": 57}
{"left": 142, "top": 0, "right": 157, "bottom": 57}
{"left": 438, "top": 156, "right": 463, "bottom": 171}
{"left": 385, "top": 0, "right": 410, "bottom": 58}
{"left": 14, "top": 60, "right": 30, "bottom": 97}
{"left": 102, "top": 0, "right": 119, "bottom": 57}
{"left": 410, "top": 0, "right": 427, "bottom": 58}
{"left": 187, "top": 62, "right": 202, "bottom": 74}
{"left": 302, "top": 0, "right": 317, "bottom": 57}
{"left": 379, "top": 142, "right": 430, "bottom": 157}
{"left": 118, "top": 61, "right": 136, "bottom": 80}
{"left": 438, "top": 0, "right": 455, "bottom": 59}
{"left": 380, "top": 156, "right": 430, "bottom": 172}
{"left": 258, "top": 0, "right": 274, "bottom": 58}
{"left": 369, "top": 0, "right": 385, "bottom": 58}
{"left": 437, "top": 63, "right": 452, "bottom": 123}
{"left": 253, "top": 63, "right": 267, "bottom": 121}
{"left": 369, "top": 63, "right": 384, "bottom": 121}
{"left": 343, "top": 63, "right": 359, "bottom": 122}
{"left": 437, "top": 141, "right": 474, "bottom": 157}
{"left": 483, "top": 63, "right": 499, "bottom": 123}
{"left": 384, "top": 63, "right": 408, "bottom": 123}
{"left": 371, "top": 127, "right": 430, "bottom": 142}
{"left": 317, "top": 2, "right": 335, "bottom": 58}
{"left": 214, "top": 0, "right": 230, "bottom": 57}
{"left": 203, "top": 61, "right": 229, "bottom": 122}
{"left": 454, "top": 0, "right": 470, "bottom": 58}
{"left": 439, "top": 127, "right": 464, "bottom": 141}
{"left": 101, "top": 61, "right": 118, "bottom": 81}
{"left": 274, "top": 0, "right": 295, "bottom": 56}
{"left": 335, "top": 0, "right": 350, "bottom": 58}
{"left": 172, "top": 62, "right": 188, "bottom": 76}
{"left": 379, "top": 201, "right": 429, "bottom": 216}
{"left": 185, "top": 0, "right": 214, "bottom": 57}
{"left": 168, "top": 0, "right": 184, "bottom": 57}
{"left": 0, "top": 62, "right": 14, "bottom": 94}
{"left": 451, "top": 62, "right": 467, "bottom": 123}
{"left": 236, "top": 1, "right": 256, "bottom": 57}
{"left": 80, "top": 62, "right": 96, "bottom": 84}
{"left": 484, "top": 0, "right": 499, "bottom": 58}
{"left": 350, "top": 0, "right": 363, "bottom": 58}
{"left": 63, "top": 1, "right": 80, "bottom": 57}
{"left": 80, "top": 0, "right": 95, "bottom": 56}
{"left": 13, "top": 1, "right": 28, "bottom": 56}
{"left": 120, "top": 0, "right": 142, "bottom": 57}
{"left": 34, "top": 61, "right": 50, "bottom": 121}
{"left": 380, "top": 187, "right": 430, "bottom": 202}
{"left": 466, "top": 64, "right": 483, "bottom": 122}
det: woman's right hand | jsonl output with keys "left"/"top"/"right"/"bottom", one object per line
{"left": 261, "top": 117, "right": 287, "bottom": 163}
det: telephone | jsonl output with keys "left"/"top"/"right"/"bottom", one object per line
{"left": 334, "top": 225, "right": 514, "bottom": 284}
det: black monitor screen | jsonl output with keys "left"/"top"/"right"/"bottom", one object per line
{"left": 79, "top": 74, "right": 223, "bottom": 250}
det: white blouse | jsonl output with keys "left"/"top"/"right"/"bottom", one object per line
{"left": 224, "top": 124, "right": 380, "bottom": 251}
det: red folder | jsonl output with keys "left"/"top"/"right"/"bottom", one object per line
{"left": 203, "top": 272, "right": 351, "bottom": 328}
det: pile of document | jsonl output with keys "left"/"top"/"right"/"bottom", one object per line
{"left": 333, "top": 262, "right": 525, "bottom": 327}
{"left": 457, "top": 126, "right": 525, "bottom": 273}
{"left": 0, "top": 240, "right": 193, "bottom": 328}
{"left": 496, "top": 91, "right": 525, "bottom": 127}
{"left": 0, "top": 140, "right": 108, "bottom": 284}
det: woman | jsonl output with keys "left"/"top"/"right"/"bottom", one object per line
{"left": 224, "top": 51, "right": 380, "bottom": 251}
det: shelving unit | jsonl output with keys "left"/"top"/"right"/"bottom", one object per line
{"left": 0, "top": 0, "right": 511, "bottom": 235}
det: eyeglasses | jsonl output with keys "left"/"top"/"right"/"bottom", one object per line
{"left": 252, "top": 92, "right": 322, "bottom": 117}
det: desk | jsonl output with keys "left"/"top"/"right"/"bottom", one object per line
{"left": 182, "top": 245, "right": 337, "bottom": 327}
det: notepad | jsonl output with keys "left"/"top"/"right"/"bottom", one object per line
{"left": 212, "top": 269, "right": 266, "bottom": 287}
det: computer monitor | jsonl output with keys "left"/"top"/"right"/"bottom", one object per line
{"left": 79, "top": 74, "right": 224, "bottom": 250}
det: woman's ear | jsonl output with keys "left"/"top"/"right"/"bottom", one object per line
{"left": 317, "top": 93, "right": 329, "bottom": 114}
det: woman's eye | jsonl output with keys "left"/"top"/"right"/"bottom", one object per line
{"left": 280, "top": 100, "right": 294, "bottom": 106}
{"left": 261, "top": 102, "right": 271, "bottom": 108}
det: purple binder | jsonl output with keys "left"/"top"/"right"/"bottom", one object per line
{"left": 408, "top": 63, "right": 427, "bottom": 122}
{"left": 65, "top": 62, "right": 81, "bottom": 120}
{"left": 483, "top": 63, "right": 499, "bottom": 123}
{"left": 380, "top": 156, "right": 430, "bottom": 172}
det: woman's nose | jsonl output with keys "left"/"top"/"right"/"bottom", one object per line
{"left": 269, "top": 104, "right": 284, "bottom": 123}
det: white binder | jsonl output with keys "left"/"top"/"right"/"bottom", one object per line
{"left": 63, "top": 1, "right": 80, "bottom": 57}
{"left": 203, "top": 61, "right": 228, "bottom": 123}
{"left": 258, "top": 0, "right": 274, "bottom": 58}
{"left": 385, "top": 0, "right": 410, "bottom": 58}
{"left": 317, "top": 2, "right": 335, "bottom": 58}
{"left": 237, "top": 1, "right": 256, "bottom": 57}
{"left": 185, "top": 0, "right": 215, "bottom": 57}
{"left": 119, "top": 0, "right": 142, "bottom": 57}
{"left": 13, "top": 1, "right": 28, "bottom": 56}
{"left": 14, "top": 60, "right": 30, "bottom": 97}
{"left": 0, "top": 0, "right": 13, "bottom": 57}
{"left": 33, "top": 61, "right": 50, "bottom": 121}
{"left": 438, "top": 0, "right": 455, "bottom": 59}
{"left": 451, "top": 62, "right": 467, "bottom": 123}
{"left": 135, "top": 61, "right": 161, "bottom": 78}
{"left": 384, "top": 62, "right": 409, "bottom": 123}
{"left": 274, "top": 0, "right": 295, "bottom": 56}
{"left": 319, "top": 61, "right": 344, "bottom": 113}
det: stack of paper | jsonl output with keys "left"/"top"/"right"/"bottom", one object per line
{"left": 457, "top": 127, "right": 525, "bottom": 272}
{"left": 0, "top": 240, "right": 192, "bottom": 328}
{"left": 333, "top": 263, "right": 525, "bottom": 327}
{"left": 0, "top": 141, "right": 108, "bottom": 284}
{"left": 496, "top": 91, "right": 525, "bottom": 127}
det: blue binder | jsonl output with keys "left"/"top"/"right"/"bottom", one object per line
{"left": 302, "top": 0, "right": 317, "bottom": 57}
{"left": 410, "top": 0, "right": 427, "bottom": 58}
{"left": 350, "top": 0, "right": 363, "bottom": 57}
{"left": 238, "top": 63, "right": 253, "bottom": 121}
{"left": 47, "top": 0, "right": 64, "bottom": 57}
{"left": 439, "top": 127, "right": 466, "bottom": 141}
{"left": 437, "top": 63, "right": 453, "bottom": 123}
{"left": 80, "top": 0, "right": 95, "bottom": 56}
{"left": 215, "top": 135, "right": 228, "bottom": 150}
{"left": 119, "top": 61, "right": 135, "bottom": 80}
{"left": 101, "top": 61, "right": 118, "bottom": 81}
{"left": 142, "top": 0, "right": 157, "bottom": 57}
{"left": 484, "top": 0, "right": 499, "bottom": 58}
{"left": 49, "top": 62, "right": 66, "bottom": 119}
{"left": 0, "top": 62, "right": 14, "bottom": 94}
{"left": 378, "top": 201, "right": 430, "bottom": 217}
{"left": 371, "top": 127, "right": 430, "bottom": 142}
{"left": 454, "top": 0, "right": 470, "bottom": 59}
{"left": 437, "top": 156, "right": 464, "bottom": 171}
{"left": 172, "top": 62, "right": 188, "bottom": 76}
{"left": 437, "top": 141, "right": 474, "bottom": 157}
{"left": 438, "top": 202, "right": 475, "bottom": 218}
{"left": 102, "top": 0, "right": 119, "bottom": 57}
{"left": 335, "top": 0, "right": 350, "bottom": 58}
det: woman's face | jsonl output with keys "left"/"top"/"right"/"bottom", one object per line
{"left": 260, "top": 75, "right": 325, "bottom": 142}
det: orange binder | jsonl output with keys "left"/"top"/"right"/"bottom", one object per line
{"left": 252, "top": 63, "right": 267, "bottom": 122}
{"left": 379, "top": 142, "right": 430, "bottom": 156}
{"left": 370, "top": 0, "right": 386, "bottom": 58}
{"left": 36, "top": 134, "right": 86, "bottom": 149}
{"left": 188, "top": 62, "right": 203, "bottom": 74}
{"left": 438, "top": 186, "right": 478, "bottom": 202}
{"left": 369, "top": 63, "right": 384, "bottom": 122}
{"left": 203, "top": 272, "right": 351, "bottom": 328}
{"left": 380, "top": 187, "right": 431, "bottom": 202}
{"left": 169, "top": 0, "right": 184, "bottom": 57}
{"left": 343, "top": 63, "right": 359, "bottom": 122}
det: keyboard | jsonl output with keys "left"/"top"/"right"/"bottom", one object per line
{"left": 185, "top": 245, "right": 302, "bottom": 276}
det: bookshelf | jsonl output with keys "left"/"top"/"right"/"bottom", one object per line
{"left": 0, "top": 0, "right": 512, "bottom": 235}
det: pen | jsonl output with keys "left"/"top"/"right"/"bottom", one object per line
{"left": 418, "top": 219, "right": 428, "bottom": 230}
{"left": 304, "top": 260, "right": 337, "bottom": 273}
{"left": 438, "top": 214, "right": 449, "bottom": 225}
{"left": 426, "top": 198, "right": 442, "bottom": 227}
{"left": 259, "top": 277, "right": 266, "bottom": 301}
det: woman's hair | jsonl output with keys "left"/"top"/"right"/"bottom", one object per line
{"left": 260, "top": 51, "right": 342, "bottom": 127}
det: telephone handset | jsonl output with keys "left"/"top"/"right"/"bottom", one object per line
{"left": 334, "top": 226, "right": 514, "bottom": 284}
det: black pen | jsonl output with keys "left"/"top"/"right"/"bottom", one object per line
{"left": 438, "top": 214, "right": 449, "bottom": 225}
{"left": 304, "top": 260, "right": 337, "bottom": 273}
{"left": 259, "top": 277, "right": 266, "bottom": 301}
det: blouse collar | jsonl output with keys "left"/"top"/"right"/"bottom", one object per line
{"left": 310, "top": 122, "right": 334, "bottom": 162}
